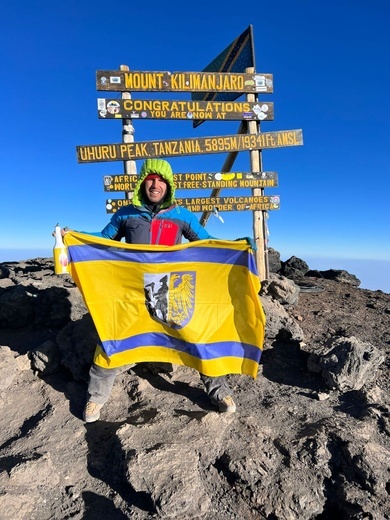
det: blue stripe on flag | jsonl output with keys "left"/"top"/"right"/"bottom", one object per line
{"left": 67, "top": 244, "right": 258, "bottom": 275}
{"left": 101, "top": 332, "right": 262, "bottom": 362}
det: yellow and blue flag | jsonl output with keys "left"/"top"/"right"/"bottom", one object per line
{"left": 64, "top": 232, "right": 265, "bottom": 378}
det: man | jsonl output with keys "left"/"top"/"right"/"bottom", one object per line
{"left": 67, "top": 158, "right": 248, "bottom": 422}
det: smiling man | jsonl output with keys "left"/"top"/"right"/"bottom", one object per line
{"left": 67, "top": 158, "right": 239, "bottom": 422}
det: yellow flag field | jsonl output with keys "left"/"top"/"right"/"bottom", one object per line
{"left": 64, "top": 232, "right": 266, "bottom": 378}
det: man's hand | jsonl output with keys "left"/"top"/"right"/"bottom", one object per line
{"left": 235, "top": 237, "right": 257, "bottom": 251}
{"left": 52, "top": 227, "right": 70, "bottom": 238}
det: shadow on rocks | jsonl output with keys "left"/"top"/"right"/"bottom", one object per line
{"left": 261, "top": 340, "right": 320, "bottom": 391}
{"left": 84, "top": 419, "right": 156, "bottom": 515}
{"left": 82, "top": 490, "right": 129, "bottom": 519}
{"left": 131, "top": 365, "right": 215, "bottom": 412}
{"left": 334, "top": 390, "right": 367, "bottom": 419}
{"left": 41, "top": 371, "right": 88, "bottom": 420}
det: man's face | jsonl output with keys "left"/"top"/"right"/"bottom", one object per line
{"left": 144, "top": 175, "right": 168, "bottom": 204}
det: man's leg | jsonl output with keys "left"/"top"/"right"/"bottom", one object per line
{"left": 83, "top": 363, "right": 119, "bottom": 422}
{"left": 200, "top": 375, "right": 236, "bottom": 413}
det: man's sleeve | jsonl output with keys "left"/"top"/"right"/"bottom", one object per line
{"left": 181, "top": 208, "right": 216, "bottom": 242}
{"left": 79, "top": 212, "right": 123, "bottom": 240}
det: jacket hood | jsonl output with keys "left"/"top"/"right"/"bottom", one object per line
{"left": 132, "top": 159, "right": 176, "bottom": 209}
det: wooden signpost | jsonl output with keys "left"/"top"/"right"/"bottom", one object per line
{"left": 76, "top": 26, "right": 304, "bottom": 281}
{"left": 97, "top": 98, "right": 274, "bottom": 121}
{"left": 103, "top": 171, "right": 279, "bottom": 191}
{"left": 105, "top": 195, "right": 280, "bottom": 214}
{"left": 77, "top": 130, "right": 302, "bottom": 163}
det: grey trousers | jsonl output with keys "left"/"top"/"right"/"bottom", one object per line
{"left": 87, "top": 363, "right": 232, "bottom": 405}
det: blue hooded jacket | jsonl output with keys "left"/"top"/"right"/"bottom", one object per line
{"left": 91, "top": 159, "right": 213, "bottom": 245}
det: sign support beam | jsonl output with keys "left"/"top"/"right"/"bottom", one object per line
{"left": 120, "top": 64, "right": 137, "bottom": 199}
{"left": 246, "top": 66, "right": 269, "bottom": 281}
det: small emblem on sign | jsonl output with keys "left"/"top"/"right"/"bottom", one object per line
{"left": 254, "top": 75, "right": 266, "bottom": 92}
{"left": 270, "top": 195, "right": 280, "bottom": 209}
{"left": 110, "top": 76, "right": 121, "bottom": 84}
{"left": 107, "top": 100, "right": 120, "bottom": 114}
{"left": 253, "top": 103, "right": 269, "bottom": 120}
{"left": 97, "top": 98, "right": 106, "bottom": 110}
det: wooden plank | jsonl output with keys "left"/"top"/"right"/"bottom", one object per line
{"left": 246, "top": 66, "right": 267, "bottom": 280}
{"left": 105, "top": 195, "right": 281, "bottom": 214}
{"left": 96, "top": 70, "right": 273, "bottom": 93}
{"left": 119, "top": 64, "right": 137, "bottom": 184}
{"left": 103, "top": 171, "right": 278, "bottom": 191}
{"left": 77, "top": 130, "right": 303, "bottom": 163}
{"left": 97, "top": 98, "right": 274, "bottom": 121}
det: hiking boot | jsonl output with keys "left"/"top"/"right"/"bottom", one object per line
{"left": 211, "top": 395, "right": 236, "bottom": 413}
{"left": 83, "top": 401, "right": 103, "bottom": 423}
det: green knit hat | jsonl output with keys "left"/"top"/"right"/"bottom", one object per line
{"left": 132, "top": 159, "right": 176, "bottom": 208}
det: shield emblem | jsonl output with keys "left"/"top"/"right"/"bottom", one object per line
{"left": 144, "top": 271, "right": 196, "bottom": 329}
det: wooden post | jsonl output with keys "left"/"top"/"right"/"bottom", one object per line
{"left": 120, "top": 65, "right": 137, "bottom": 199}
{"left": 246, "top": 67, "right": 268, "bottom": 282}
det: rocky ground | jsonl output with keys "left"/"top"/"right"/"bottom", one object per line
{"left": 0, "top": 253, "right": 389, "bottom": 519}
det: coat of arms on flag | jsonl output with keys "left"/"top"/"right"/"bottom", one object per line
{"left": 144, "top": 271, "right": 196, "bottom": 328}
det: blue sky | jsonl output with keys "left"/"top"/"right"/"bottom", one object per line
{"left": 1, "top": 1, "right": 389, "bottom": 292}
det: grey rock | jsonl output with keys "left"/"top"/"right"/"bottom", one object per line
{"left": 29, "top": 340, "right": 60, "bottom": 375}
{"left": 0, "top": 285, "right": 38, "bottom": 328}
{"left": 0, "top": 346, "right": 18, "bottom": 391}
{"left": 307, "top": 336, "right": 385, "bottom": 391}
{"left": 268, "top": 247, "right": 281, "bottom": 273}
{"left": 0, "top": 258, "right": 86, "bottom": 330}
{"left": 262, "top": 273, "right": 300, "bottom": 306}
{"left": 112, "top": 408, "right": 230, "bottom": 514}
{"left": 56, "top": 313, "right": 98, "bottom": 381}
{"left": 307, "top": 268, "right": 361, "bottom": 287}
{"left": 261, "top": 296, "right": 304, "bottom": 342}
{"left": 280, "top": 255, "right": 309, "bottom": 280}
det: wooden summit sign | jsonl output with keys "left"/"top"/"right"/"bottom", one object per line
{"left": 77, "top": 130, "right": 303, "bottom": 163}
{"left": 97, "top": 98, "right": 274, "bottom": 121}
{"left": 105, "top": 195, "right": 281, "bottom": 214}
{"left": 96, "top": 70, "right": 273, "bottom": 93}
{"left": 103, "top": 172, "right": 278, "bottom": 191}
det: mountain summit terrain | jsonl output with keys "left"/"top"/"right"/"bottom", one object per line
{"left": 0, "top": 251, "right": 389, "bottom": 519}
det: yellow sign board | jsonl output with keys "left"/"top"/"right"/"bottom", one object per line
{"left": 77, "top": 130, "right": 303, "bottom": 163}
{"left": 105, "top": 195, "right": 280, "bottom": 213}
{"left": 97, "top": 98, "right": 274, "bottom": 122}
{"left": 103, "top": 172, "right": 279, "bottom": 191}
{"left": 96, "top": 70, "right": 273, "bottom": 93}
